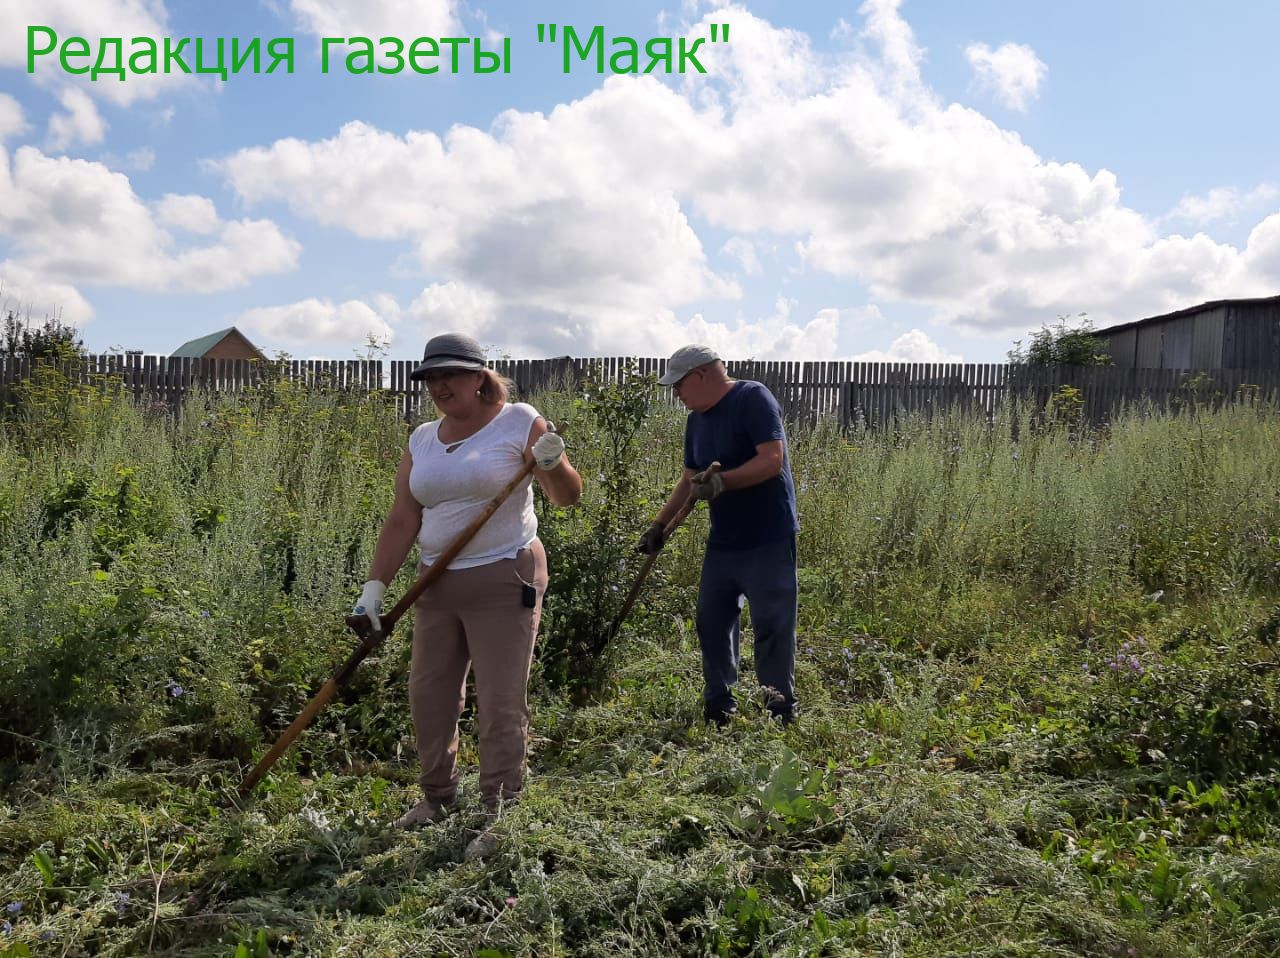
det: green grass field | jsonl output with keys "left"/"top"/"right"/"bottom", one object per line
{"left": 2, "top": 370, "right": 1279, "bottom": 956}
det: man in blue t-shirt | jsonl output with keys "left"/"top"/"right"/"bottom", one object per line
{"left": 637, "top": 344, "right": 800, "bottom": 724}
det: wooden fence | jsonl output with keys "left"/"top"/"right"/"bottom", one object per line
{"left": 2, "top": 353, "right": 1278, "bottom": 428}
{"left": 0, "top": 354, "right": 381, "bottom": 409}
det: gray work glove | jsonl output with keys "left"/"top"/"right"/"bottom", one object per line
{"left": 635, "top": 521, "right": 666, "bottom": 555}
{"left": 690, "top": 471, "right": 725, "bottom": 501}
{"left": 353, "top": 579, "right": 386, "bottom": 634}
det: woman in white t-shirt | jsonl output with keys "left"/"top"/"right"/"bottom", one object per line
{"left": 352, "top": 332, "right": 581, "bottom": 850}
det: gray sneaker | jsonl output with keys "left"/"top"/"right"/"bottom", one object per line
{"left": 393, "top": 797, "right": 453, "bottom": 830}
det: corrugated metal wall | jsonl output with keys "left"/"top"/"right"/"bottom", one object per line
{"left": 1224, "top": 302, "right": 1280, "bottom": 369}
{"left": 1191, "top": 307, "right": 1225, "bottom": 367}
{"left": 1106, "top": 328, "right": 1137, "bottom": 368}
{"left": 1135, "top": 324, "right": 1164, "bottom": 367}
{"left": 1098, "top": 301, "right": 1277, "bottom": 370}
{"left": 1160, "top": 315, "right": 1195, "bottom": 367}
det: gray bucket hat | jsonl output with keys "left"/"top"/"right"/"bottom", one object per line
{"left": 658, "top": 344, "right": 721, "bottom": 385}
{"left": 409, "top": 332, "right": 487, "bottom": 380}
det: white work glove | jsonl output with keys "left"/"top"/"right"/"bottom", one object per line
{"left": 353, "top": 579, "right": 386, "bottom": 633}
{"left": 531, "top": 431, "right": 566, "bottom": 470}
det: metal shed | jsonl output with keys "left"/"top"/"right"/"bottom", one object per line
{"left": 1095, "top": 295, "right": 1280, "bottom": 370}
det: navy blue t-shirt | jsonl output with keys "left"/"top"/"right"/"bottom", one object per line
{"left": 683, "top": 380, "right": 799, "bottom": 550}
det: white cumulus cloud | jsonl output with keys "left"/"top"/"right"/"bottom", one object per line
{"left": 287, "top": 0, "right": 458, "bottom": 45}
{"left": 711, "top": 302, "right": 842, "bottom": 360}
{"left": 0, "top": 260, "right": 94, "bottom": 327}
{"left": 210, "top": 0, "right": 1280, "bottom": 357}
{"left": 0, "top": 146, "right": 299, "bottom": 296}
{"left": 965, "top": 41, "right": 1046, "bottom": 111}
{"left": 215, "top": 107, "right": 739, "bottom": 338}
{"left": 155, "top": 193, "right": 220, "bottom": 234}
{"left": 238, "top": 297, "right": 397, "bottom": 347}
{"left": 0, "top": 0, "right": 188, "bottom": 106}
{"left": 47, "top": 88, "right": 107, "bottom": 151}
{"left": 0, "top": 95, "right": 27, "bottom": 142}
{"left": 1167, "top": 184, "right": 1280, "bottom": 226}
{"left": 721, "top": 237, "right": 762, "bottom": 275}
{"left": 852, "top": 329, "right": 962, "bottom": 363}
{"left": 94, "top": 147, "right": 157, "bottom": 173}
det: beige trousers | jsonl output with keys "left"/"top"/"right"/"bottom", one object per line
{"left": 409, "top": 539, "right": 548, "bottom": 807}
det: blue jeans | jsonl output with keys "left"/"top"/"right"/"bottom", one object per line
{"left": 696, "top": 536, "right": 798, "bottom": 720}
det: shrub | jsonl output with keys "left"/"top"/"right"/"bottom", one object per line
{"left": 1008, "top": 313, "right": 1112, "bottom": 366}
{"left": 535, "top": 365, "right": 663, "bottom": 700}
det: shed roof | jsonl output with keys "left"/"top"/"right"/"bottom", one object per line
{"left": 1095, "top": 294, "right": 1280, "bottom": 337}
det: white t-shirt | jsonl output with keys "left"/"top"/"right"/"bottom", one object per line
{"left": 407, "top": 402, "right": 540, "bottom": 570}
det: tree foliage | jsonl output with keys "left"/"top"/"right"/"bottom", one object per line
{"left": 1008, "top": 313, "right": 1112, "bottom": 366}
{"left": 2, "top": 309, "right": 85, "bottom": 362}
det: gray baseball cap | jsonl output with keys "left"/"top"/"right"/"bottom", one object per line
{"left": 658, "top": 344, "right": 721, "bottom": 385}
{"left": 409, "top": 332, "right": 487, "bottom": 380}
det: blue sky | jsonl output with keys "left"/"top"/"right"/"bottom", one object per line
{"left": 2, "top": 0, "right": 1278, "bottom": 363}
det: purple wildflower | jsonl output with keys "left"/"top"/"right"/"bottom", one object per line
{"left": 4, "top": 903, "right": 19, "bottom": 916}
{"left": 165, "top": 680, "right": 185, "bottom": 698}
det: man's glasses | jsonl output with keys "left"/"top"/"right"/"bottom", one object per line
{"left": 673, "top": 368, "right": 704, "bottom": 392}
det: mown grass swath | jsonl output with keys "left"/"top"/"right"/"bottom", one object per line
{"left": 1, "top": 363, "right": 1279, "bottom": 956}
